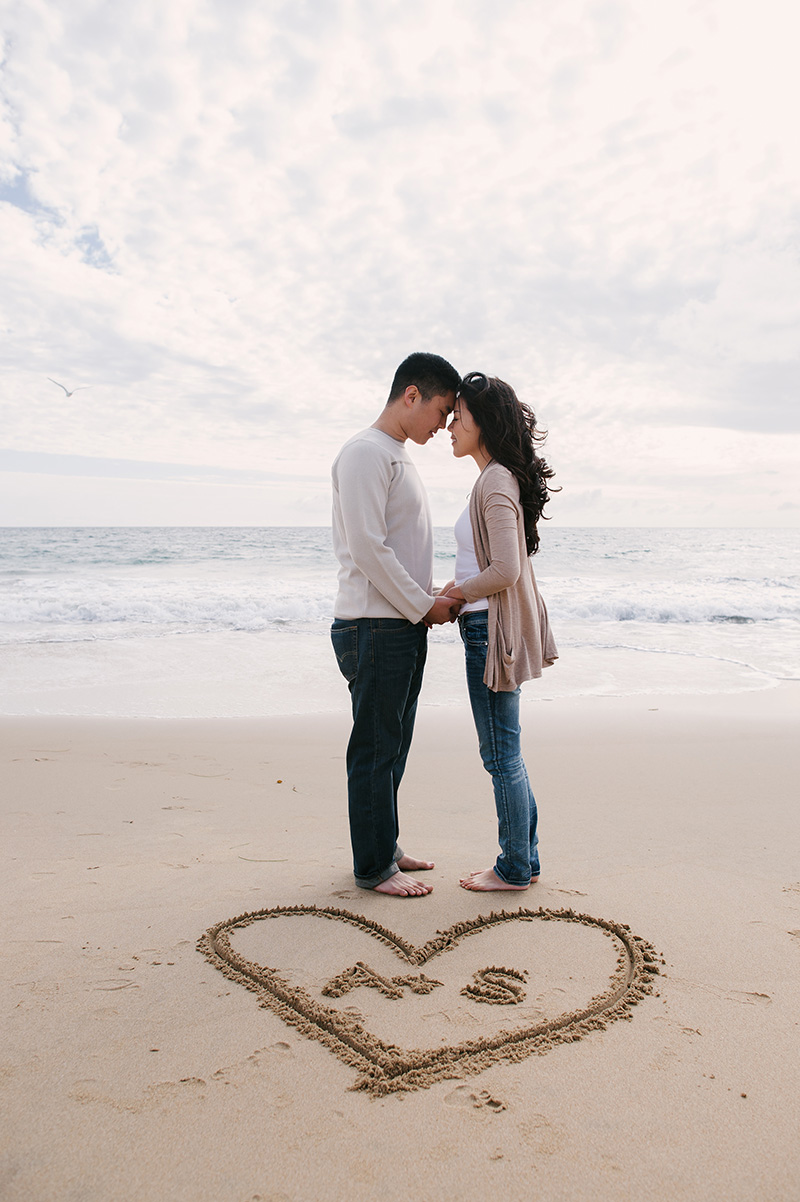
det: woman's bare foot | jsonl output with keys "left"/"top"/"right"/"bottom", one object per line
{"left": 459, "top": 868, "right": 533, "bottom": 892}
{"left": 373, "top": 870, "right": 433, "bottom": 896}
{"left": 396, "top": 853, "right": 435, "bottom": 872}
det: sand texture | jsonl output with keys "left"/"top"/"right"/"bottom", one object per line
{"left": 2, "top": 687, "right": 800, "bottom": 1200}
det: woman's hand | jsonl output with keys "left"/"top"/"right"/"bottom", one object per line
{"left": 437, "top": 579, "right": 456, "bottom": 596}
{"left": 443, "top": 585, "right": 466, "bottom": 603}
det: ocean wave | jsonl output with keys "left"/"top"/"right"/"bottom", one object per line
{"left": 0, "top": 578, "right": 338, "bottom": 634}
{"left": 1, "top": 526, "right": 799, "bottom": 645}
{"left": 552, "top": 600, "right": 797, "bottom": 623}
{"left": 0, "top": 583, "right": 797, "bottom": 642}
{"left": 543, "top": 574, "right": 799, "bottom": 624}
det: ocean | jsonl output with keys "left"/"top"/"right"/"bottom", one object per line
{"left": 1, "top": 526, "right": 798, "bottom": 717}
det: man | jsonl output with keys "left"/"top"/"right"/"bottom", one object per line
{"left": 331, "top": 352, "right": 461, "bottom": 896}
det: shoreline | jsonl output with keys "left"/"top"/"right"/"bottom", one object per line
{"left": 1, "top": 672, "right": 796, "bottom": 724}
{"left": 0, "top": 634, "right": 790, "bottom": 720}
{"left": 3, "top": 687, "right": 799, "bottom": 1200}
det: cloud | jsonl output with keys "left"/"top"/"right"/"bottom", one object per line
{"left": 0, "top": 448, "right": 323, "bottom": 485}
{"left": 1, "top": 0, "right": 798, "bottom": 524}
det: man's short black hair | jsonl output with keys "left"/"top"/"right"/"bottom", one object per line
{"left": 387, "top": 352, "right": 460, "bottom": 403}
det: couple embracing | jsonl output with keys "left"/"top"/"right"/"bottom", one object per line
{"left": 331, "top": 353, "right": 558, "bottom": 898}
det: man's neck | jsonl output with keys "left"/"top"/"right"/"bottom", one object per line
{"left": 371, "top": 410, "right": 406, "bottom": 442}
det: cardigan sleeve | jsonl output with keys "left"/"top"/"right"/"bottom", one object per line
{"left": 459, "top": 484, "right": 522, "bottom": 603}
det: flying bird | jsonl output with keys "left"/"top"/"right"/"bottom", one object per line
{"left": 48, "top": 378, "right": 91, "bottom": 398}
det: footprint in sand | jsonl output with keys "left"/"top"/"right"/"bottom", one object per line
{"left": 211, "top": 1042, "right": 295, "bottom": 1085}
{"left": 445, "top": 1085, "right": 507, "bottom": 1112}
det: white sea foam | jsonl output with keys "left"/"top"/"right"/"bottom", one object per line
{"left": 0, "top": 526, "right": 797, "bottom": 714}
{"left": 0, "top": 578, "right": 337, "bottom": 636}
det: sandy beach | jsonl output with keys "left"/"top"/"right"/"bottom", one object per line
{"left": 2, "top": 685, "right": 800, "bottom": 1201}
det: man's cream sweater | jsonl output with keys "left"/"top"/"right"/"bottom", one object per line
{"left": 331, "top": 428, "right": 434, "bottom": 623}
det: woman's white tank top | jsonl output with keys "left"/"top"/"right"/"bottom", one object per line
{"left": 454, "top": 504, "right": 489, "bottom": 613}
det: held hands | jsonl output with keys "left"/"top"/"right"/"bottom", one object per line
{"left": 424, "top": 594, "right": 462, "bottom": 626}
{"left": 424, "top": 584, "right": 467, "bottom": 626}
{"left": 438, "top": 580, "right": 466, "bottom": 604}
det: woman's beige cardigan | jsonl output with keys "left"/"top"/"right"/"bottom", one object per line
{"left": 459, "top": 461, "right": 558, "bottom": 692}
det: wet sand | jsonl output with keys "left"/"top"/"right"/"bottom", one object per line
{"left": 2, "top": 687, "right": 799, "bottom": 1200}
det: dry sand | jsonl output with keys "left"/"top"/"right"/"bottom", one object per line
{"left": 2, "top": 686, "right": 799, "bottom": 1201}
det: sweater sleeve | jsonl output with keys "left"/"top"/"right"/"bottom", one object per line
{"left": 459, "top": 485, "right": 521, "bottom": 603}
{"left": 335, "top": 440, "right": 434, "bottom": 623}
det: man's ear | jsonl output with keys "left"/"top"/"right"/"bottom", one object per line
{"left": 404, "top": 385, "right": 420, "bottom": 407}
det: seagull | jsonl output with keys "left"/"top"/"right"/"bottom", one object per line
{"left": 48, "top": 377, "right": 91, "bottom": 398}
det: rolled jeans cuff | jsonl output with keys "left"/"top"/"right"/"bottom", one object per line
{"left": 354, "top": 844, "right": 404, "bottom": 890}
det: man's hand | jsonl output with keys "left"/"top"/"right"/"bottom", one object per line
{"left": 424, "top": 595, "right": 462, "bottom": 625}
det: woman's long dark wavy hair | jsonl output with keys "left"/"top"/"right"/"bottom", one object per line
{"left": 458, "top": 372, "right": 557, "bottom": 556}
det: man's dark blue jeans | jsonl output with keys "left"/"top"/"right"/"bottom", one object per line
{"left": 331, "top": 617, "right": 428, "bottom": 888}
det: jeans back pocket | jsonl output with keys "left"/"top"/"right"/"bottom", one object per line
{"left": 331, "top": 622, "right": 359, "bottom": 684}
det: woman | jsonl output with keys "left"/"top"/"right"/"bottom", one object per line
{"left": 441, "top": 372, "right": 558, "bottom": 891}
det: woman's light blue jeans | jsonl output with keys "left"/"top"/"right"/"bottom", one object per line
{"left": 459, "top": 611, "right": 539, "bottom": 885}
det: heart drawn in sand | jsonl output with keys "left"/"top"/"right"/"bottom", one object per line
{"left": 198, "top": 905, "right": 661, "bottom": 1095}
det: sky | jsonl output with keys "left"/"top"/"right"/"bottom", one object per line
{"left": 1, "top": 0, "right": 798, "bottom": 527}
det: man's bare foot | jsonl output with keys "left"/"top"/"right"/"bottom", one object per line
{"left": 396, "top": 853, "right": 435, "bottom": 872}
{"left": 459, "top": 868, "right": 533, "bottom": 892}
{"left": 373, "top": 870, "right": 433, "bottom": 896}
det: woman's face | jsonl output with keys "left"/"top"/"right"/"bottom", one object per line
{"left": 449, "top": 400, "right": 483, "bottom": 460}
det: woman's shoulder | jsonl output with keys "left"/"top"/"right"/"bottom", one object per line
{"left": 476, "top": 461, "right": 519, "bottom": 497}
